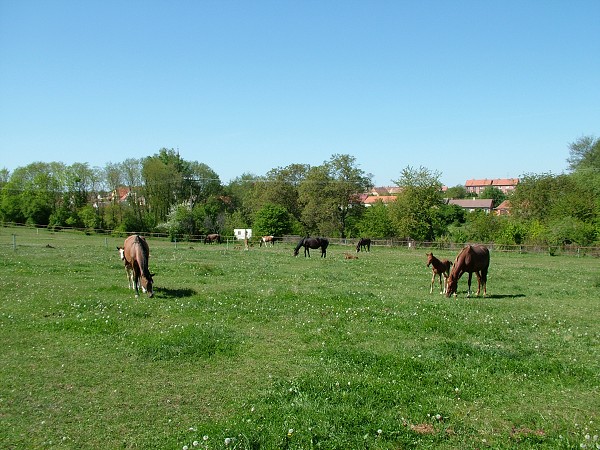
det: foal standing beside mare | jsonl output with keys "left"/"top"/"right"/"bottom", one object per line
{"left": 445, "top": 245, "right": 490, "bottom": 298}
{"left": 426, "top": 252, "right": 452, "bottom": 294}
{"left": 117, "top": 246, "right": 135, "bottom": 290}
{"left": 123, "top": 235, "right": 154, "bottom": 298}
{"left": 293, "top": 237, "right": 329, "bottom": 258}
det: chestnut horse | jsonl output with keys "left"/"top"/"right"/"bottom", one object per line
{"left": 117, "top": 246, "right": 135, "bottom": 290}
{"left": 293, "top": 237, "right": 329, "bottom": 258}
{"left": 260, "top": 235, "right": 275, "bottom": 247}
{"left": 123, "top": 235, "right": 154, "bottom": 298}
{"left": 426, "top": 252, "right": 452, "bottom": 294}
{"left": 446, "top": 245, "right": 490, "bottom": 298}
{"left": 356, "top": 237, "right": 371, "bottom": 252}
{"left": 204, "top": 233, "right": 221, "bottom": 244}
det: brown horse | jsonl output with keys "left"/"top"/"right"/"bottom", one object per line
{"left": 117, "top": 246, "right": 135, "bottom": 290}
{"left": 260, "top": 235, "right": 275, "bottom": 247}
{"left": 426, "top": 252, "right": 452, "bottom": 294}
{"left": 356, "top": 237, "right": 371, "bottom": 252}
{"left": 446, "top": 245, "right": 490, "bottom": 298}
{"left": 293, "top": 237, "right": 329, "bottom": 257}
{"left": 123, "top": 235, "right": 154, "bottom": 298}
{"left": 204, "top": 233, "right": 221, "bottom": 244}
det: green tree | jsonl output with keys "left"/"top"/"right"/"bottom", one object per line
{"left": 479, "top": 186, "right": 506, "bottom": 208}
{"left": 253, "top": 204, "right": 292, "bottom": 237}
{"left": 444, "top": 185, "right": 467, "bottom": 199}
{"left": 298, "top": 165, "right": 333, "bottom": 235}
{"left": 298, "top": 155, "right": 372, "bottom": 237}
{"left": 388, "top": 166, "right": 445, "bottom": 241}
{"left": 250, "top": 164, "right": 309, "bottom": 221}
{"left": 357, "top": 200, "right": 395, "bottom": 238}
{"left": 567, "top": 135, "right": 600, "bottom": 172}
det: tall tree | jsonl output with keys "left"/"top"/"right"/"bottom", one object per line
{"left": 388, "top": 166, "right": 445, "bottom": 241}
{"left": 298, "top": 155, "right": 372, "bottom": 237}
{"left": 567, "top": 135, "right": 600, "bottom": 172}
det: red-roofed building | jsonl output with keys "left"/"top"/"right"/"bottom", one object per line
{"left": 465, "top": 178, "right": 519, "bottom": 195}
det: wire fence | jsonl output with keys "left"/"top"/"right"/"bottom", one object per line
{"left": 2, "top": 223, "right": 600, "bottom": 257}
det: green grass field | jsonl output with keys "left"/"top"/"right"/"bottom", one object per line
{"left": 1, "top": 227, "right": 599, "bottom": 449}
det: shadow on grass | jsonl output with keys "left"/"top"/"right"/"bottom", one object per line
{"left": 486, "top": 293, "right": 526, "bottom": 299}
{"left": 154, "top": 287, "right": 197, "bottom": 298}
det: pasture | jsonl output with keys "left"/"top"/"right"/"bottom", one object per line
{"left": 1, "top": 227, "right": 598, "bottom": 449}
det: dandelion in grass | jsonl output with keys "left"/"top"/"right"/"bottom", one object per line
{"left": 224, "top": 437, "right": 231, "bottom": 446}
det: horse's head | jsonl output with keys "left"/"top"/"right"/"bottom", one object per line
{"left": 426, "top": 252, "right": 433, "bottom": 267}
{"left": 445, "top": 274, "right": 458, "bottom": 298}
{"left": 141, "top": 273, "right": 154, "bottom": 298}
{"left": 117, "top": 246, "right": 126, "bottom": 261}
{"left": 293, "top": 248, "right": 300, "bottom": 256}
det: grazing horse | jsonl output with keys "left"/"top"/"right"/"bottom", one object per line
{"left": 446, "top": 245, "right": 490, "bottom": 298}
{"left": 260, "top": 235, "right": 275, "bottom": 247}
{"left": 123, "top": 235, "right": 154, "bottom": 298}
{"left": 204, "top": 233, "right": 221, "bottom": 244}
{"left": 117, "top": 246, "right": 135, "bottom": 290}
{"left": 426, "top": 252, "right": 452, "bottom": 294}
{"left": 293, "top": 237, "right": 329, "bottom": 258}
{"left": 356, "top": 237, "right": 371, "bottom": 252}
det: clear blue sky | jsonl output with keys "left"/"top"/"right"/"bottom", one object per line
{"left": 1, "top": 0, "right": 598, "bottom": 187}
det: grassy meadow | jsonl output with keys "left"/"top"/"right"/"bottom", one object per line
{"left": 1, "top": 227, "right": 599, "bottom": 449}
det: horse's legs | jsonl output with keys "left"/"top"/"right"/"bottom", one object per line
{"left": 480, "top": 268, "right": 488, "bottom": 297}
{"left": 474, "top": 271, "right": 482, "bottom": 296}
{"left": 430, "top": 272, "right": 435, "bottom": 294}
{"left": 467, "top": 272, "right": 473, "bottom": 297}
{"left": 132, "top": 263, "right": 141, "bottom": 297}
{"left": 438, "top": 273, "right": 444, "bottom": 294}
{"left": 126, "top": 266, "right": 134, "bottom": 289}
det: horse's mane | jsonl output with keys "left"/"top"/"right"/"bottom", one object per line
{"left": 294, "top": 237, "right": 306, "bottom": 252}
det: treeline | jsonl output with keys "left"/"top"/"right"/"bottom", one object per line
{"left": 1, "top": 136, "right": 599, "bottom": 246}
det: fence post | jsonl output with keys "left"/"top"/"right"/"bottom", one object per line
{"left": 12, "top": 234, "right": 16, "bottom": 251}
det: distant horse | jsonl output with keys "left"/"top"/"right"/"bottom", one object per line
{"left": 117, "top": 246, "right": 135, "bottom": 290}
{"left": 123, "top": 235, "right": 154, "bottom": 298}
{"left": 204, "top": 233, "right": 221, "bottom": 244}
{"left": 426, "top": 252, "right": 452, "bottom": 294}
{"left": 356, "top": 237, "right": 371, "bottom": 252}
{"left": 446, "top": 245, "right": 490, "bottom": 298}
{"left": 293, "top": 237, "right": 329, "bottom": 258}
{"left": 260, "top": 235, "right": 275, "bottom": 247}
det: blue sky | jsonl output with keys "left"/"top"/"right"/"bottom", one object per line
{"left": 1, "top": 0, "right": 598, "bottom": 187}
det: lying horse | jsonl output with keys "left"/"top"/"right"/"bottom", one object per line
{"left": 356, "top": 237, "right": 371, "bottom": 252}
{"left": 446, "top": 245, "right": 490, "bottom": 298}
{"left": 260, "top": 235, "right": 275, "bottom": 247}
{"left": 426, "top": 252, "right": 452, "bottom": 294}
{"left": 117, "top": 246, "right": 135, "bottom": 290}
{"left": 293, "top": 237, "right": 329, "bottom": 258}
{"left": 204, "top": 233, "right": 221, "bottom": 244}
{"left": 123, "top": 235, "right": 154, "bottom": 298}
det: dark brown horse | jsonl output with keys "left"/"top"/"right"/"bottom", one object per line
{"left": 293, "top": 237, "right": 329, "bottom": 257}
{"left": 123, "top": 235, "right": 154, "bottom": 298}
{"left": 426, "top": 252, "right": 452, "bottom": 294}
{"left": 446, "top": 245, "right": 490, "bottom": 298}
{"left": 356, "top": 237, "right": 371, "bottom": 252}
{"left": 260, "top": 235, "right": 275, "bottom": 247}
{"left": 204, "top": 233, "right": 221, "bottom": 244}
